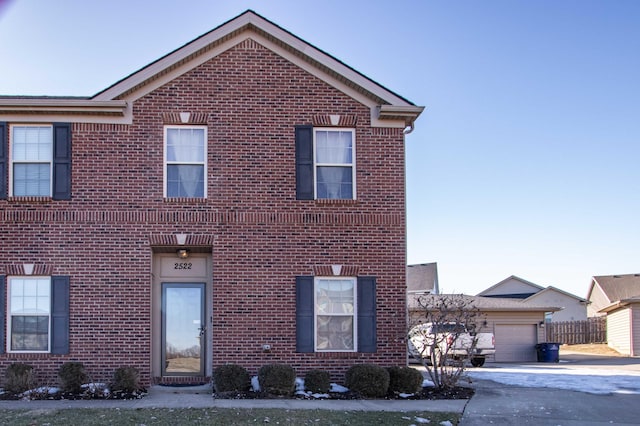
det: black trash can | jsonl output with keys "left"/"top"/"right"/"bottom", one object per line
{"left": 535, "top": 343, "right": 560, "bottom": 362}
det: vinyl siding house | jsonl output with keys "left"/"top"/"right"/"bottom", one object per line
{"left": 478, "top": 275, "right": 587, "bottom": 322}
{"left": 587, "top": 274, "right": 640, "bottom": 356}
{"left": 0, "top": 11, "right": 423, "bottom": 386}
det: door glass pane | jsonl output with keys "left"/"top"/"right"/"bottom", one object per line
{"left": 164, "top": 286, "right": 203, "bottom": 374}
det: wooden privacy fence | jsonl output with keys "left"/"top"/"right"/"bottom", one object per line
{"left": 545, "top": 317, "right": 607, "bottom": 344}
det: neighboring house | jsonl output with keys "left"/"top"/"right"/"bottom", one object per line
{"left": 407, "top": 263, "right": 440, "bottom": 299}
{"left": 409, "top": 294, "right": 561, "bottom": 362}
{"left": 478, "top": 275, "right": 587, "bottom": 322}
{"left": 0, "top": 10, "right": 423, "bottom": 386}
{"left": 587, "top": 274, "right": 640, "bottom": 356}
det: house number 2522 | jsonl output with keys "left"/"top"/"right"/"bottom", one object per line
{"left": 174, "top": 262, "right": 192, "bottom": 270}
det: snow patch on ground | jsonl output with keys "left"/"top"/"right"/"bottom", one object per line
{"left": 253, "top": 376, "right": 350, "bottom": 398}
{"left": 466, "top": 366, "right": 640, "bottom": 395}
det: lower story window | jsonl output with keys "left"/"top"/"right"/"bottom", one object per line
{"left": 9, "top": 277, "right": 51, "bottom": 352}
{"left": 315, "top": 277, "right": 356, "bottom": 351}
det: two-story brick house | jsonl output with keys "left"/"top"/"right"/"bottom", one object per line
{"left": 0, "top": 10, "right": 423, "bottom": 386}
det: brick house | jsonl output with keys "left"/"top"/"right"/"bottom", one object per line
{"left": 0, "top": 10, "right": 423, "bottom": 386}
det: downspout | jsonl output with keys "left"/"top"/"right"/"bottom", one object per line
{"left": 630, "top": 308, "right": 635, "bottom": 356}
{"left": 403, "top": 121, "right": 415, "bottom": 134}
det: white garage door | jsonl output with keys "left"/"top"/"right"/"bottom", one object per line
{"left": 494, "top": 324, "right": 537, "bottom": 362}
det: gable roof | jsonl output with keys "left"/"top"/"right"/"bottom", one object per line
{"left": 523, "top": 286, "right": 588, "bottom": 303}
{"left": 0, "top": 10, "right": 423, "bottom": 126}
{"left": 477, "top": 275, "right": 545, "bottom": 297}
{"left": 588, "top": 274, "right": 640, "bottom": 309}
{"left": 407, "top": 263, "right": 439, "bottom": 294}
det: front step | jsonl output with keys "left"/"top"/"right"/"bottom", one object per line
{"left": 154, "top": 376, "right": 210, "bottom": 387}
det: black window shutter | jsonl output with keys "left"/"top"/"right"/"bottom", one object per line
{"left": 52, "top": 123, "right": 72, "bottom": 200}
{"left": 296, "top": 276, "right": 314, "bottom": 352}
{"left": 0, "top": 122, "right": 6, "bottom": 199}
{"left": 357, "top": 276, "right": 377, "bottom": 353}
{"left": 0, "top": 275, "right": 5, "bottom": 354}
{"left": 295, "top": 125, "right": 314, "bottom": 200}
{"left": 51, "top": 275, "right": 70, "bottom": 354}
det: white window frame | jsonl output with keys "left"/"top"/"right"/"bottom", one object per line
{"left": 313, "top": 276, "right": 357, "bottom": 352}
{"left": 313, "top": 128, "right": 356, "bottom": 200}
{"left": 163, "top": 125, "right": 207, "bottom": 198}
{"left": 9, "top": 124, "right": 53, "bottom": 197}
{"left": 7, "top": 276, "right": 52, "bottom": 353}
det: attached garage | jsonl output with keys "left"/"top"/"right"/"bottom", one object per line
{"left": 494, "top": 324, "right": 537, "bottom": 362}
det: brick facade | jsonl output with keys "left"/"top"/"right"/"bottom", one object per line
{"left": 0, "top": 11, "right": 422, "bottom": 387}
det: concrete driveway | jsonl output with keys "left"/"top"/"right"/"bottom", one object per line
{"left": 460, "top": 351, "right": 640, "bottom": 425}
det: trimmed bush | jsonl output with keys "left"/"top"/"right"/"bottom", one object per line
{"left": 304, "top": 369, "right": 331, "bottom": 394}
{"left": 4, "top": 363, "right": 36, "bottom": 394}
{"left": 345, "top": 364, "right": 390, "bottom": 398}
{"left": 213, "top": 364, "right": 251, "bottom": 393}
{"left": 387, "top": 366, "right": 424, "bottom": 394}
{"left": 59, "top": 362, "right": 88, "bottom": 394}
{"left": 258, "top": 364, "right": 296, "bottom": 396}
{"left": 111, "top": 366, "right": 140, "bottom": 393}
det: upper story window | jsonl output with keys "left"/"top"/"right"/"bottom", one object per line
{"left": 314, "top": 129, "right": 355, "bottom": 199}
{"left": 8, "top": 277, "right": 51, "bottom": 352}
{"left": 11, "top": 125, "right": 53, "bottom": 197}
{"left": 314, "top": 277, "right": 356, "bottom": 352}
{"left": 164, "top": 126, "right": 207, "bottom": 198}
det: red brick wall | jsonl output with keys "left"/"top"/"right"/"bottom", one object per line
{"left": 0, "top": 39, "right": 407, "bottom": 386}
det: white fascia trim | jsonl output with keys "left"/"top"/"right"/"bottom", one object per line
{"left": 92, "top": 15, "right": 257, "bottom": 101}
{"left": 95, "top": 11, "right": 415, "bottom": 106}
{"left": 112, "top": 30, "right": 415, "bottom": 129}
{"left": 252, "top": 15, "right": 414, "bottom": 107}
{"left": 94, "top": 12, "right": 423, "bottom": 127}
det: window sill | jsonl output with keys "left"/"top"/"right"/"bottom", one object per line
{"left": 315, "top": 199, "right": 358, "bottom": 205}
{"left": 163, "top": 197, "right": 208, "bottom": 204}
{"left": 314, "top": 352, "right": 364, "bottom": 359}
{"left": 7, "top": 196, "right": 52, "bottom": 203}
{"left": 5, "top": 352, "right": 56, "bottom": 359}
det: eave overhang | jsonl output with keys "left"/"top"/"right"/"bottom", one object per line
{"left": 0, "top": 98, "right": 130, "bottom": 123}
{"left": 598, "top": 297, "right": 640, "bottom": 314}
{"left": 378, "top": 105, "right": 425, "bottom": 129}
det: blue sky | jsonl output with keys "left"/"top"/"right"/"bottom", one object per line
{"left": 1, "top": 1, "right": 638, "bottom": 298}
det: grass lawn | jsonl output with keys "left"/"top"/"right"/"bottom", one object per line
{"left": 0, "top": 407, "right": 460, "bottom": 425}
